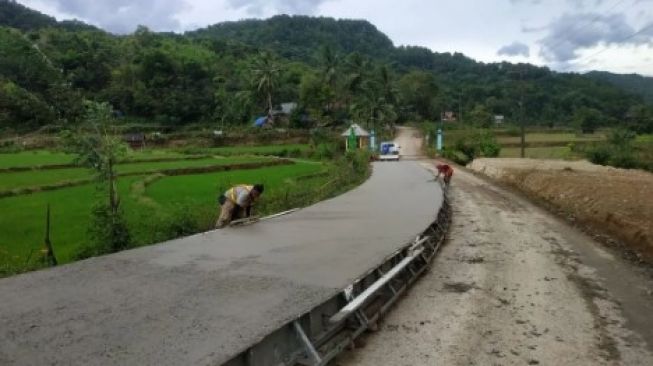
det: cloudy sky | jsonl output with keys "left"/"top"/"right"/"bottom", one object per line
{"left": 16, "top": 0, "right": 653, "bottom": 75}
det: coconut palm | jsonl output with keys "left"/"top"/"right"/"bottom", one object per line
{"left": 251, "top": 51, "right": 280, "bottom": 116}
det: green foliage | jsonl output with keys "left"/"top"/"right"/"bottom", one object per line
{"left": 161, "top": 204, "right": 204, "bottom": 238}
{"left": 77, "top": 201, "right": 131, "bottom": 259}
{"left": 1, "top": 3, "right": 651, "bottom": 134}
{"left": 573, "top": 107, "right": 604, "bottom": 134}
{"left": 626, "top": 105, "right": 653, "bottom": 134}
{"left": 468, "top": 104, "right": 493, "bottom": 128}
{"left": 63, "top": 102, "right": 128, "bottom": 180}
{"left": 441, "top": 147, "right": 470, "bottom": 165}
{"left": 586, "top": 128, "right": 644, "bottom": 169}
{"left": 397, "top": 70, "right": 439, "bottom": 121}
{"left": 0, "top": 79, "right": 56, "bottom": 130}
{"left": 65, "top": 101, "right": 132, "bottom": 257}
{"left": 586, "top": 71, "right": 653, "bottom": 104}
{"left": 189, "top": 15, "right": 395, "bottom": 62}
{"left": 586, "top": 145, "right": 612, "bottom": 165}
{"left": 251, "top": 51, "right": 281, "bottom": 115}
{"left": 453, "top": 129, "right": 501, "bottom": 161}
{"left": 312, "top": 143, "right": 338, "bottom": 160}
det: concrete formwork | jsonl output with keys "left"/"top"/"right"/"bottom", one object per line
{"left": 0, "top": 161, "right": 443, "bottom": 365}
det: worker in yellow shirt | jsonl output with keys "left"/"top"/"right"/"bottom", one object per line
{"left": 216, "top": 184, "right": 265, "bottom": 228}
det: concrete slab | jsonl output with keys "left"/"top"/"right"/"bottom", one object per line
{"left": 0, "top": 161, "right": 442, "bottom": 365}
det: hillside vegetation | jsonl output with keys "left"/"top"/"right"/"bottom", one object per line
{"left": 1, "top": 0, "right": 652, "bottom": 135}
{"left": 586, "top": 71, "right": 653, "bottom": 104}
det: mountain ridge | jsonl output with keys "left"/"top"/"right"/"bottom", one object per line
{"left": 0, "top": 0, "right": 651, "bottom": 133}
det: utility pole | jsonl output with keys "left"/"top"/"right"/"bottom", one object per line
{"left": 519, "top": 67, "right": 526, "bottom": 158}
{"left": 459, "top": 89, "right": 463, "bottom": 124}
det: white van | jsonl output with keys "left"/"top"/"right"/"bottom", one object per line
{"left": 379, "top": 141, "right": 400, "bottom": 161}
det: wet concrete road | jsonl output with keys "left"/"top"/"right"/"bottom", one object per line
{"left": 0, "top": 161, "right": 442, "bottom": 365}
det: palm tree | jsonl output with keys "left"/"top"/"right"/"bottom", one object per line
{"left": 319, "top": 45, "right": 339, "bottom": 112}
{"left": 251, "top": 51, "right": 280, "bottom": 117}
{"left": 320, "top": 45, "right": 339, "bottom": 89}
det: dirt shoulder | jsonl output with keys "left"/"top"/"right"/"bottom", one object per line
{"left": 468, "top": 158, "right": 653, "bottom": 263}
{"left": 338, "top": 162, "right": 653, "bottom": 366}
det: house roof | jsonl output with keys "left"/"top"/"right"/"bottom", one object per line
{"left": 280, "top": 102, "right": 297, "bottom": 115}
{"left": 341, "top": 123, "right": 370, "bottom": 137}
{"left": 123, "top": 133, "right": 145, "bottom": 141}
{"left": 272, "top": 102, "right": 298, "bottom": 116}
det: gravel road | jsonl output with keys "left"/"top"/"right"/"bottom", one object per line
{"left": 338, "top": 163, "right": 653, "bottom": 365}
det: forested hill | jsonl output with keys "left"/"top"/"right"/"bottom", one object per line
{"left": 586, "top": 71, "right": 653, "bottom": 104}
{"left": 1, "top": 1, "right": 652, "bottom": 134}
{"left": 0, "top": 0, "right": 99, "bottom": 32}
{"left": 188, "top": 15, "right": 395, "bottom": 62}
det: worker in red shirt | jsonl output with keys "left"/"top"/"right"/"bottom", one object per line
{"left": 436, "top": 163, "right": 454, "bottom": 185}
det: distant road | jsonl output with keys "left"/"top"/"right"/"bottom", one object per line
{"left": 395, "top": 126, "right": 424, "bottom": 158}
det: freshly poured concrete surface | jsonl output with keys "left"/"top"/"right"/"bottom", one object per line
{"left": 0, "top": 162, "right": 442, "bottom": 366}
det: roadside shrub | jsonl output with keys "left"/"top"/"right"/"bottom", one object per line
{"left": 164, "top": 204, "right": 204, "bottom": 238}
{"left": 585, "top": 129, "right": 642, "bottom": 169}
{"left": 75, "top": 203, "right": 131, "bottom": 260}
{"left": 586, "top": 145, "right": 611, "bottom": 165}
{"left": 454, "top": 136, "right": 477, "bottom": 160}
{"left": 346, "top": 150, "right": 371, "bottom": 177}
{"left": 453, "top": 129, "right": 501, "bottom": 161}
{"left": 478, "top": 132, "right": 501, "bottom": 157}
{"left": 608, "top": 128, "right": 636, "bottom": 146}
{"left": 442, "top": 147, "right": 470, "bottom": 165}
{"left": 312, "top": 143, "right": 337, "bottom": 160}
{"left": 611, "top": 150, "right": 638, "bottom": 169}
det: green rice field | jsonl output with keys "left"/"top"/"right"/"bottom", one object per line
{"left": 0, "top": 145, "right": 335, "bottom": 275}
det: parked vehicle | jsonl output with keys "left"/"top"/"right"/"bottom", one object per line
{"left": 379, "top": 141, "right": 400, "bottom": 161}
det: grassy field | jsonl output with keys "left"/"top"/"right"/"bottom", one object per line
{"left": 203, "top": 144, "right": 310, "bottom": 156}
{"left": 0, "top": 161, "right": 325, "bottom": 266}
{"left": 0, "top": 156, "right": 273, "bottom": 191}
{"left": 636, "top": 134, "right": 653, "bottom": 144}
{"left": 496, "top": 133, "right": 604, "bottom": 145}
{"left": 0, "top": 150, "right": 73, "bottom": 168}
{"left": 499, "top": 146, "right": 577, "bottom": 159}
{"left": 0, "top": 149, "right": 191, "bottom": 169}
{"left": 0, "top": 144, "right": 311, "bottom": 169}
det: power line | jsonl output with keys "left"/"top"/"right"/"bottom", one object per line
{"left": 559, "top": 21, "right": 653, "bottom": 71}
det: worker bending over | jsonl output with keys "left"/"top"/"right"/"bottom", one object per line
{"left": 216, "top": 184, "right": 264, "bottom": 228}
{"left": 436, "top": 163, "right": 454, "bottom": 185}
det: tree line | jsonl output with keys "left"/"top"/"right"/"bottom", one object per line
{"left": 1, "top": 0, "right": 652, "bottom": 134}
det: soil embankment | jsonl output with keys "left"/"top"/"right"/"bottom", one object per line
{"left": 468, "top": 158, "right": 653, "bottom": 262}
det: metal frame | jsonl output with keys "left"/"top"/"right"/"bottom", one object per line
{"left": 224, "top": 187, "right": 452, "bottom": 366}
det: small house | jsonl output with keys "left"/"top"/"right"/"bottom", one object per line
{"left": 271, "top": 102, "right": 298, "bottom": 126}
{"left": 341, "top": 123, "right": 370, "bottom": 151}
{"left": 442, "top": 111, "right": 457, "bottom": 122}
{"left": 123, "top": 133, "right": 146, "bottom": 149}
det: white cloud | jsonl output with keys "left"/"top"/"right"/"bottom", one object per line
{"left": 14, "top": 0, "right": 653, "bottom": 75}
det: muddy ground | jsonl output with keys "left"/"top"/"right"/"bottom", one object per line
{"left": 338, "top": 163, "right": 653, "bottom": 365}
{"left": 468, "top": 158, "right": 653, "bottom": 262}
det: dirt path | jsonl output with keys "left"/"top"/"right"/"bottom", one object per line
{"left": 338, "top": 165, "right": 653, "bottom": 365}
{"left": 394, "top": 126, "right": 424, "bottom": 158}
